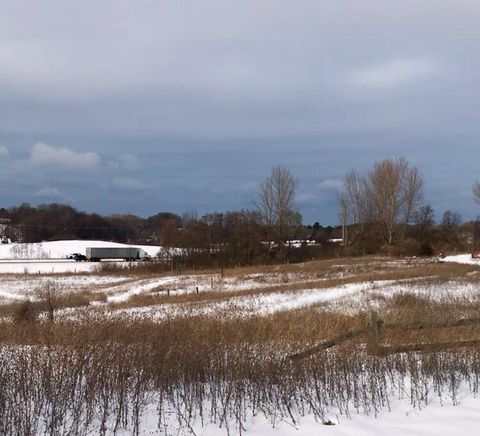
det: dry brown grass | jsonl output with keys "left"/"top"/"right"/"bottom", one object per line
{"left": 2, "top": 264, "right": 480, "bottom": 435}
{"left": 105, "top": 260, "right": 478, "bottom": 311}
{"left": 0, "top": 290, "right": 108, "bottom": 322}
{"left": 90, "top": 254, "right": 437, "bottom": 278}
{"left": 1, "top": 256, "right": 480, "bottom": 435}
{"left": 1, "top": 305, "right": 480, "bottom": 434}
{"left": 4, "top": 288, "right": 480, "bottom": 356}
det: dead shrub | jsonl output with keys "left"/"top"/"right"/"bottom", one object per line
{"left": 1, "top": 316, "right": 480, "bottom": 434}
{"left": 58, "top": 293, "right": 92, "bottom": 308}
{"left": 1, "top": 257, "right": 480, "bottom": 433}
{"left": 127, "top": 293, "right": 161, "bottom": 306}
{"left": 35, "top": 281, "right": 60, "bottom": 323}
{"left": 12, "top": 300, "right": 39, "bottom": 323}
{"left": 390, "top": 292, "right": 430, "bottom": 309}
{"left": 389, "top": 238, "right": 422, "bottom": 257}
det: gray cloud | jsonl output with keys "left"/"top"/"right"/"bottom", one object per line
{"left": 109, "top": 154, "right": 140, "bottom": 170}
{"left": 0, "top": 145, "right": 8, "bottom": 157}
{"left": 0, "top": 1, "right": 479, "bottom": 223}
{"left": 31, "top": 143, "right": 101, "bottom": 169}
{"left": 111, "top": 177, "right": 148, "bottom": 192}
{"left": 33, "top": 187, "right": 63, "bottom": 198}
{"left": 349, "top": 58, "right": 437, "bottom": 89}
{"left": 316, "top": 179, "right": 344, "bottom": 192}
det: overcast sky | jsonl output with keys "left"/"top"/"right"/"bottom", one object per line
{"left": 0, "top": 0, "right": 479, "bottom": 224}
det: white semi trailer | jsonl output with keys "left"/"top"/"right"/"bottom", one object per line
{"left": 86, "top": 247, "right": 151, "bottom": 262}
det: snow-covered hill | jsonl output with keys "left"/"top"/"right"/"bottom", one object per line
{"left": 0, "top": 240, "right": 163, "bottom": 260}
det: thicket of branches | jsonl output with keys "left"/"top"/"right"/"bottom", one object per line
{"left": 1, "top": 314, "right": 480, "bottom": 435}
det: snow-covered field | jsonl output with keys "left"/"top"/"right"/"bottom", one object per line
{"left": 0, "top": 239, "right": 164, "bottom": 273}
{"left": 0, "top": 274, "right": 126, "bottom": 303}
{"left": 118, "top": 386, "right": 480, "bottom": 436}
{"left": 441, "top": 253, "right": 480, "bottom": 266}
{"left": 0, "top": 239, "right": 163, "bottom": 259}
{"left": 323, "top": 390, "right": 480, "bottom": 436}
{"left": 1, "top": 245, "right": 479, "bottom": 320}
{"left": 0, "top": 259, "right": 103, "bottom": 274}
{"left": 95, "top": 276, "right": 480, "bottom": 321}
{"left": 2, "top": 243, "right": 480, "bottom": 435}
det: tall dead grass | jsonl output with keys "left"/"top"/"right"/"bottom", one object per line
{"left": 107, "top": 261, "right": 479, "bottom": 311}
{"left": 1, "top": 259, "right": 480, "bottom": 434}
{"left": 1, "top": 294, "right": 480, "bottom": 434}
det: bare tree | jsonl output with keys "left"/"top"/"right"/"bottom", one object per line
{"left": 36, "top": 281, "right": 59, "bottom": 323}
{"left": 366, "top": 157, "right": 424, "bottom": 244}
{"left": 159, "top": 215, "right": 177, "bottom": 248}
{"left": 365, "top": 158, "right": 404, "bottom": 245}
{"left": 413, "top": 204, "right": 435, "bottom": 231}
{"left": 441, "top": 210, "right": 462, "bottom": 228}
{"left": 338, "top": 192, "right": 349, "bottom": 245}
{"left": 339, "top": 157, "right": 424, "bottom": 246}
{"left": 402, "top": 165, "right": 424, "bottom": 232}
{"left": 474, "top": 181, "right": 480, "bottom": 204}
{"left": 339, "top": 170, "right": 372, "bottom": 243}
{"left": 257, "top": 166, "right": 299, "bottom": 241}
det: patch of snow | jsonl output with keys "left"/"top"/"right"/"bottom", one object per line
{"left": 441, "top": 254, "right": 480, "bottom": 266}
{"left": 72, "top": 382, "right": 480, "bottom": 435}
{"left": 107, "top": 276, "right": 480, "bottom": 322}
{"left": 194, "top": 388, "right": 480, "bottom": 436}
{"left": 0, "top": 274, "right": 127, "bottom": 303}
{"left": 109, "top": 281, "right": 382, "bottom": 321}
{"left": 0, "top": 260, "right": 100, "bottom": 274}
{"left": 0, "top": 240, "right": 163, "bottom": 260}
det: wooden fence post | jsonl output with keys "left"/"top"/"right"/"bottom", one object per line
{"left": 366, "top": 310, "right": 382, "bottom": 355}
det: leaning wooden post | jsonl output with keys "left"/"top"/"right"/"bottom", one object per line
{"left": 366, "top": 310, "right": 382, "bottom": 355}
{"left": 219, "top": 269, "right": 224, "bottom": 292}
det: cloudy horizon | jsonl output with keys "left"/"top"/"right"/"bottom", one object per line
{"left": 1, "top": 1, "right": 479, "bottom": 224}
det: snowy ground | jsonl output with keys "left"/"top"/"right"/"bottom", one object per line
{"left": 441, "top": 254, "right": 480, "bottom": 266}
{"left": 1, "top": 249, "right": 479, "bottom": 320}
{"left": 321, "top": 391, "right": 479, "bottom": 436}
{"left": 0, "top": 239, "right": 163, "bottom": 260}
{"left": 98, "top": 276, "right": 480, "bottom": 321}
{"left": 2, "top": 245, "right": 480, "bottom": 434}
{"left": 0, "top": 274, "right": 127, "bottom": 303}
{"left": 236, "top": 391, "right": 480, "bottom": 436}
{"left": 0, "top": 239, "right": 165, "bottom": 273}
{"left": 127, "top": 386, "right": 480, "bottom": 436}
{"left": 0, "top": 259, "right": 103, "bottom": 274}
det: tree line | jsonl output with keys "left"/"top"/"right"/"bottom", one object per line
{"left": 0, "top": 173, "right": 340, "bottom": 267}
{"left": 338, "top": 157, "right": 477, "bottom": 256}
{"left": 0, "top": 203, "right": 180, "bottom": 244}
{"left": 0, "top": 159, "right": 478, "bottom": 266}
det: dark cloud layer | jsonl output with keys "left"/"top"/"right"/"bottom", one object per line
{"left": 1, "top": 1, "right": 479, "bottom": 223}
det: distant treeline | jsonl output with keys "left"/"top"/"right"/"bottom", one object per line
{"left": 337, "top": 157, "right": 477, "bottom": 257}
{"left": 0, "top": 203, "right": 342, "bottom": 267}
{"left": 0, "top": 158, "right": 478, "bottom": 267}
{"left": 0, "top": 203, "right": 181, "bottom": 244}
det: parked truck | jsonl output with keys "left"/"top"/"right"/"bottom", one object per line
{"left": 85, "top": 247, "right": 151, "bottom": 262}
